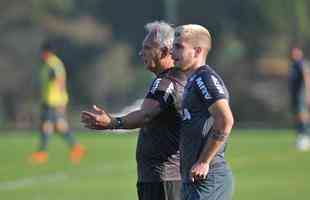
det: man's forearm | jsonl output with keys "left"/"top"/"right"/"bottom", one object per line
{"left": 302, "top": 72, "right": 310, "bottom": 106}
{"left": 115, "top": 99, "right": 162, "bottom": 129}
{"left": 200, "top": 99, "right": 234, "bottom": 164}
{"left": 56, "top": 77, "right": 66, "bottom": 91}
{"left": 197, "top": 117, "right": 233, "bottom": 164}
{"left": 198, "top": 131, "right": 229, "bottom": 164}
{"left": 120, "top": 109, "right": 153, "bottom": 129}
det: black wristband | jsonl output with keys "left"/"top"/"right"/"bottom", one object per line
{"left": 210, "top": 130, "right": 227, "bottom": 141}
{"left": 115, "top": 117, "right": 124, "bottom": 129}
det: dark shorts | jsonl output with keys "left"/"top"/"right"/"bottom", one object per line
{"left": 181, "top": 166, "right": 234, "bottom": 200}
{"left": 291, "top": 89, "right": 307, "bottom": 114}
{"left": 137, "top": 181, "right": 181, "bottom": 200}
{"left": 40, "top": 104, "right": 67, "bottom": 124}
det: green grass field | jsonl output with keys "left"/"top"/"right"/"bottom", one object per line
{"left": 0, "top": 129, "right": 309, "bottom": 200}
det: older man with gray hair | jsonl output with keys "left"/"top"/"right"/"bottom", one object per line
{"left": 81, "top": 21, "right": 187, "bottom": 200}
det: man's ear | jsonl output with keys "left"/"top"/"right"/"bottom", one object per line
{"left": 160, "top": 47, "right": 170, "bottom": 59}
{"left": 194, "top": 47, "right": 202, "bottom": 57}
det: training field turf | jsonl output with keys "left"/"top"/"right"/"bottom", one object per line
{"left": 0, "top": 129, "right": 309, "bottom": 200}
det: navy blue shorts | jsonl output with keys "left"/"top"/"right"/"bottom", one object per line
{"left": 181, "top": 166, "right": 234, "bottom": 200}
{"left": 291, "top": 88, "right": 307, "bottom": 114}
{"left": 40, "top": 104, "right": 67, "bottom": 123}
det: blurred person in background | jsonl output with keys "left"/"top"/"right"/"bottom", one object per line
{"left": 30, "top": 39, "right": 86, "bottom": 164}
{"left": 172, "top": 24, "right": 234, "bottom": 200}
{"left": 289, "top": 47, "right": 310, "bottom": 151}
{"left": 81, "top": 21, "right": 187, "bottom": 200}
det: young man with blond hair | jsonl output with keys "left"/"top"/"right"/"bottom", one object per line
{"left": 172, "top": 24, "right": 234, "bottom": 200}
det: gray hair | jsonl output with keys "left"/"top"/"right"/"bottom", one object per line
{"left": 144, "top": 21, "right": 175, "bottom": 49}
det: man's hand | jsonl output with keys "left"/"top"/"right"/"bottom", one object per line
{"left": 81, "top": 105, "right": 113, "bottom": 130}
{"left": 189, "top": 162, "right": 210, "bottom": 182}
{"left": 305, "top": 93, "right": 310, "bottom": 108}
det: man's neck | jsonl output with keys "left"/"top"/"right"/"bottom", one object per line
{"left": 155, "top": 65, "right": 173, "bottom": 76}
{"left": 186, "top": 60, "right": 206, "bottom": 77}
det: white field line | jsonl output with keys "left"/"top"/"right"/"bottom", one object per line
{"left": 0, "top": 172, "right": 68, "bottom": 190}
{"left": 0, "top": 163, "right": 129, "bottom": 191}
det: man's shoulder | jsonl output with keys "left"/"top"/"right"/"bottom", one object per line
{"left": 196, "top": 65, "right": 213, "bottom": 74}
{"left": 191, "top": 66, "right": 211, "bottom": 83}
{"left": 149, "top": 77, "right": 173, "bottom": 94}
{"left": 195, "top": 65, "right": 223, "bottom": 80}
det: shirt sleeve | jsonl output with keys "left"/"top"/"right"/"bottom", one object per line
{"left": 145, "top": 77, "right": 175, "bottom": 110}
{"left": 194, "top": 71, "right": 227, "bottom": 106}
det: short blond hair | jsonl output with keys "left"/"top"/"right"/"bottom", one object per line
{"left": 175, "top": 24, "right": 212, "bottom": 51}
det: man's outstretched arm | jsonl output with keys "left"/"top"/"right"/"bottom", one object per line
{"left": 81, "top": 77, "right": 175, "bottom": 130}
{"left": 81, "top": 98, "right": 161, "bottom": 130}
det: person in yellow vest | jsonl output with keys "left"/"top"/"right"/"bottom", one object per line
{"left": 30, "top": 40, "right": 86, "bottom": 164}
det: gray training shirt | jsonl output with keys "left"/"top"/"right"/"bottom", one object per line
{"left": 136, "top": 68, "right": 187, "bottom": 182}
{"left": 180, "top": 65, "right": 229, "bottom": 183}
